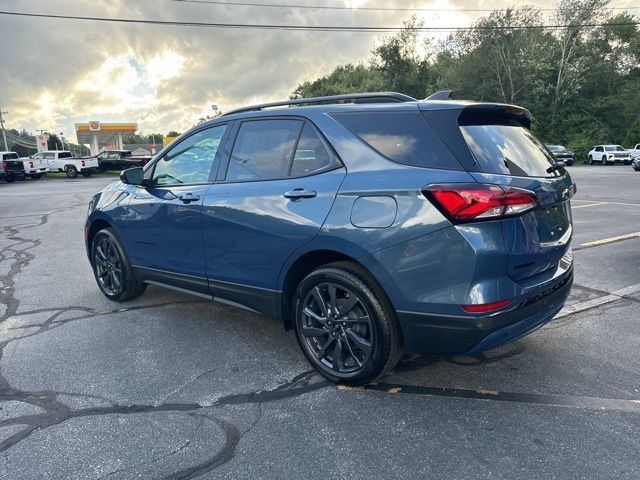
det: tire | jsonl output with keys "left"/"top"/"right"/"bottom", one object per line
{"left": 588, "top": 155, "right": 594, "bottom": 165}
{"left": 66, "top": 166, "right": 78, "bottom": 178}
{"left": 81, "top": 171, "right": 92, "bottom": 177}
{"left": 90, "top": 228, "right": 146, "bottom": 302}
{"left": 293, "top": 261, "right": 402, "bottom": 386}
{"left": 5, "top": 175, "right": 15, "bottom": 183}
{"left": 601, "top": 156, "right": 608, "bottom": 165}
{"left": 633, "top": 166, "right": 640, "bottom": 171}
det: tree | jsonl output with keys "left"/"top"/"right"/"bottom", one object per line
{"left": 47, "top": 133, "right": 63, "bottom": 150}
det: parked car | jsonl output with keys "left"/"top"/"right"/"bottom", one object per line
{"left": 45, "top": 150, "right": 99, "bottom": 178}
{"left": 588, "top": 145, "right": 631, "bottom": 165}
{"left": 1, "top": 151, "right": 26, "bottom": 182}
{"left": 93, "top": 150, "right": 152, "bottom": 172}
{"left": 20, "top": 152, "right": 49, "bottom": 179}
{"left": 628, "top": 143, "right": 640, "bottom": 160}
{"left": 545, "top": 145, "right": 574, "bottom": 165}
{"left": 632, "top": 156, "right": 640, "bottom": 171}
{"left": 85, "top": 92, "right": 575, "bottom": 385}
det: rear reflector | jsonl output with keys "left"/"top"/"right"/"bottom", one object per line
{"left": 424, "top": 183, "right": 537, "bottom": 223}
{"left": 81, "top": 160, "right": 86, "bottom": 167}
{"left": 462, "top": 299, "right": 512, "bottom": 313}
{"left": 29, "top": 161, "right": 34, "bottom": 168}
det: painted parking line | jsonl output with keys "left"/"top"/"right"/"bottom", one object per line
{"left": 576, "top": 231, "right": 640, "bottom": 249}
{"left": 556, "top": 283, "right": 640, "bottom": 318}
{"left": 337, "top": 384, "right": 640, "bottom": 413}
{"left": 571, "top": 202, "right": 609, "bottom": 209}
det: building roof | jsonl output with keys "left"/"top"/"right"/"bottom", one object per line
{"left": 75, "top": 122, "right": 138, "bottom": 147}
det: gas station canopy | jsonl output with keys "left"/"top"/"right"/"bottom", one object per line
{"left": 75, "top": 122, "right": 138, "bottom": 155}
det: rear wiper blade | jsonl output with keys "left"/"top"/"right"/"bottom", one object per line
{"left": 546, "top": 161, "right": 566, "bottom": 174}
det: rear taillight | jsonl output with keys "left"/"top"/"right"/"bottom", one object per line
{"left": 423, "top": 183, "right": 537, "bottom": 223}
{"left": 462, "top": 299, "right": 512, "bottom": 313}
{"left": 1, "top": 161, "right": 7, "bottom": 170}
{"left": 81, "top": 160, "right": 86, "bottom": 167}
{"left": 29, "top": 161, "right": 34, "bottom": 168}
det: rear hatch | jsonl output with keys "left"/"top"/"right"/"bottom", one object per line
{"left": 423, "top": 104, "right": 574, "bottom": 282}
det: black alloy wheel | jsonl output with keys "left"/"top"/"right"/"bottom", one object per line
{"left": 66, "top": 166, "right": 78, "bottom": 178}
{"left": 300, "top": 282, "right": 374, "bottom": 374}
{"left": 93, "top": 236, "right": 124, "bottom": 297}
{"left": 90, "top": 228, "right": 146, "bottom": 301}
{"left": 294, "top": 262, "right": 402, "bottom": 385}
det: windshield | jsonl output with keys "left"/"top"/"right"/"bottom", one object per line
{"left": 605, "top": 145, "right": 625, "bottom": 152}
{"left": 461, "top": 124, "right": 562, "bottom": 177}
{"left": 547, "top": 145, "right": 566, "bottom": 152}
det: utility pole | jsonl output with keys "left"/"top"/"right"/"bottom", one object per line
{"left": 0, "top": 109, "right": 8, "bottom": 151}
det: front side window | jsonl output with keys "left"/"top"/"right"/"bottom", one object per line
{"left": 33, "top": 153, "right": 44, "bottom": 159}
{"left": 152, "top": 124, "right": 227, "bottom": 186}
{"left": 45, "top": 153, "right": 55, "bottom": 160}
{"left": 227, "top": 119, "right": 302, "bottom": 182}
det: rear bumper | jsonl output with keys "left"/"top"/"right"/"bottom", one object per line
{"left": 81, "top": 166, "right": 99, "bottom": 173}
{"left": 397, "top": 269, "right": 573, "bottom": 355}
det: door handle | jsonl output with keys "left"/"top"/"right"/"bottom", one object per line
{"left": 284, "top": 188, "right": 317, "bottom": 200}
{"left": 178, "top": 192, "right": 200, "bottom": 202}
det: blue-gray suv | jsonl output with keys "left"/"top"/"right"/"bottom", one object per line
{"left": 85, "top": 92, "right": 575, "bottom": 385}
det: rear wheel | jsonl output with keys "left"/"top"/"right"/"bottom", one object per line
{"left": 66, "top": 166, "right": 78, "bottom": 178}
{"left": 588, "top": 155, "right": 594, "bottom": 165}
{"left": 91, "top": 228, "right": 146, "bottom": 302}
{"left": 293, "top": 262, "right": 402, "bottom": 385}
{"left": 5, "top": 174, "right": 15, "bottom": 183}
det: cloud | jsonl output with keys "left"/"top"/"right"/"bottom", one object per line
{"left": 0, "top": 0, "right": 635, "bottom": 143}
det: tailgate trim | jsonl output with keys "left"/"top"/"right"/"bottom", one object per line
{"left": 540, "top": 223, "right": 572, "bottom": 248}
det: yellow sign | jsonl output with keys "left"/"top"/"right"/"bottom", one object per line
{"left": 164, "top": 135, "right": 178, "bottom": 147}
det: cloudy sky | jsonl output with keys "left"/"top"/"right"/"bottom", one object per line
{"left": 0, "top": 0, "right": 636, "bottom": 143}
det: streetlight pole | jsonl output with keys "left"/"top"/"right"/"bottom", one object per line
{"left": 0, "top": 109, "right": 8, "bottom": 151}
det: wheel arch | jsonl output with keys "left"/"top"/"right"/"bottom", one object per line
{"left": 86, "top": 217, "right": 113, "bottom": 252}
{"left": 278, "top": 248, "right": 388, "bottom": 331}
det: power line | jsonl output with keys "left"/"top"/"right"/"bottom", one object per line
{"left": 0, "top": 10, "right": 638, "bottom": 32}
{"left": 171, "top": 0, "right": 640, "bottom": 13}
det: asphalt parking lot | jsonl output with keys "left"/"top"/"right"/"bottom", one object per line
{"left": 0, "top": 166, "right": 639, "bottom": 479}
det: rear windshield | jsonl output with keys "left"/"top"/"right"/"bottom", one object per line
{"left": 460, "top": 124, "right": 562, "bottom": 177}
{"left": 331, "top": 111, "right": 463, "bottom": 170}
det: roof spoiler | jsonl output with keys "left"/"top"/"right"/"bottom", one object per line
{"left": 425, "top": 90, "right": 454, "bottom": 101}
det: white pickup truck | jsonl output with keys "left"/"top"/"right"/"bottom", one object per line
{"left": 19, "top": 152, "right": 49, "bottom": 179}
{"left": 628, "top": 143, "right": 640, "bottom": 160}
{"left": 44, "top": 150, "right": 99, "bottom": 178}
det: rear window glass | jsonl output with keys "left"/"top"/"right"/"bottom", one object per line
{"left": 460, "top": 125, "right": 562, "bottom": 177}
{"left": 3, "top": 153, "right": 18, "bottom": 160}
{"left": 331, "top": 111, "right": 462, "bottom": 170}
{"left": 58, "top": 152, "right": 72, "bottom": 158}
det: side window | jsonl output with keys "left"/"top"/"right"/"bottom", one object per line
{"left": 33, "top": 153, "right": 43, "bottom": 159}
{"left": 152, "top": 124, "right": 227, "bottom": 186}
{"left": 226, "top": 119, "right": 302, "bottom": 182}
{"left": 595, "top": 146, "right": 603, "bottom": 152}
{"left": 332, "top": 111, "right": 463, "bottom": 170}
{"left": 290, "top": 123, "right": 334, "bottom": 176}
{"left": 45, "top": 153, "right": 55, "bottom": 160}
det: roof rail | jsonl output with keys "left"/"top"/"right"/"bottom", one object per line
{"left": 221, "top": 92, "right": 417, "bottom": 117}
{"left": 425, "top": 90, "right": 454, "bottom": 101}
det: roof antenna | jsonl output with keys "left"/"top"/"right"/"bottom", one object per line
{"left": 425, "top": 90, "right": 454, "bottom": 101}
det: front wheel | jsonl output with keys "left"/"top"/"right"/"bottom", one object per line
{"left": 601, "top": 156, "right": 608, "bottom": 165}
{"left": 91, "top": 228, "right": 146, "bottom": 302}
{"left": 293, "top": 262, "right": 402, "bottom": 385}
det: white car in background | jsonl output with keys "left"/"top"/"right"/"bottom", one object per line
{"left": 20, "top": 152, "right": 49, "bottom": 179}
{"left": 628, "top": 143, "right": 640, "bottom": 160}
{"left": 587, "top": 145, "right": 631, "bottom": 165}
{"left": 43, "top": 150, "right": 99, "bottom": 178}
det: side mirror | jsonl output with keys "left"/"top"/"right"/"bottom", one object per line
{"left": 120, "top": 167, "right": 146, "bottom": 186}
